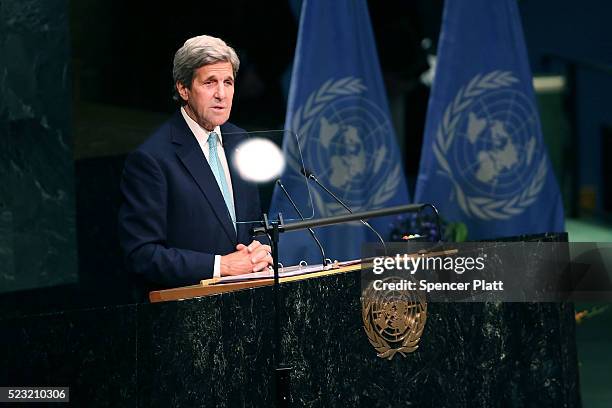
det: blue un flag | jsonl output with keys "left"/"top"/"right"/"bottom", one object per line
{"left": 269, "top": 0, "right": 410, "bottom": 265}
{"left": 414, "top": 0, "right": 565, "bottom": 239}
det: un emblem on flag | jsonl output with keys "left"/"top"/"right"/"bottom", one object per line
{"left": 433, "top": 71, "right": 548, "bottom": 220}
{"left": 289, "top": 77, "right": 403, "bottom": 216}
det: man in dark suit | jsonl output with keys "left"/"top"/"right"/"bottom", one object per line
{"left": 119, "top": 35, "right": 272, "bottom": 288}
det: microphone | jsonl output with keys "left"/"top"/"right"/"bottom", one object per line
{"left": 300, "top": 167, "right": 388, "bottom": 255}
{"left": 276, "top": 179, "right": 330, "bottom": 267}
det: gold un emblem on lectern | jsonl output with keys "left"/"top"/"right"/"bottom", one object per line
{"left": 362, "top": 277, "right": 427, "bottom": 360}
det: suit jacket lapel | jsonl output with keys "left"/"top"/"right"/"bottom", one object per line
{"left": 171, "top": 113, "right": 237, "bottom": 244}
{"left": 222, "top": 125, "right": 250, "bottom": 241}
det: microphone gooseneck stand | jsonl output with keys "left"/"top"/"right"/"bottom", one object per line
{"left": 276, "top": 179, "right": 328, "bottom": 266}
{"left": 301, "top": 168, "right": 389, "bottom": 255}
{"left": 253, "top": 203, "right": 435, "bottom": 407}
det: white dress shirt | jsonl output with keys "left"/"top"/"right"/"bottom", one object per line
{"left": 180, "top": 107, "right": 235, "bottom": 278}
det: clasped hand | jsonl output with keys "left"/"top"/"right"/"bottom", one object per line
{"left": 220, "top": 240, "right": 273, "bottom": 276}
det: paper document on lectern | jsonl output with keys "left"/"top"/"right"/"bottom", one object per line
{"left": 207, "top": 259, "right": 362, "bottom": 285}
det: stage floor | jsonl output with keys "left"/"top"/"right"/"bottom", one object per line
{"left": 567, "top": 218, "right": 612, "bottom": 408}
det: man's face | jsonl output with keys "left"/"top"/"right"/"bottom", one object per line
{"left": 177, "top": 61, "right": 235, "bottom": 131}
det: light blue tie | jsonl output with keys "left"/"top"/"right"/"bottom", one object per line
{"left": 208, "top": 132, "right": 236, "bottom": 230}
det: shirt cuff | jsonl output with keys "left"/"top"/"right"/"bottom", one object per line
{"left": 214, "top": 255, "right": 221, "bottom": 278}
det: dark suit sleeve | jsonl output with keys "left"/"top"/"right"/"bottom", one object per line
{"left": 118, "top": 150, "right": 215, "bottom": 287}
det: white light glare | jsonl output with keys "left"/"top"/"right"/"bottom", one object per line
{"left": 234, "top": 137, "right": 286, "bottom": 183}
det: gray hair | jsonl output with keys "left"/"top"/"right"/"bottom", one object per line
{"left": 172, "top": 35, "right": 240, "bottom": 103}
